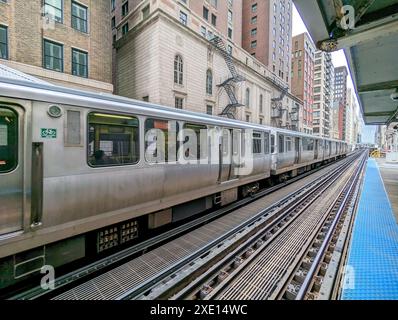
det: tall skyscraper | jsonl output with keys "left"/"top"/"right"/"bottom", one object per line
{"left": 242, "top": 0, "right": 293, "bottom": 86}
{"left": 334, "top": 66, "right": 349, "bottom": 140}
{"left": 291, "top": 32, "right": 315, "bottom": 134}
{"left": 313, "top": 51, "right": 334, "bottom": 137}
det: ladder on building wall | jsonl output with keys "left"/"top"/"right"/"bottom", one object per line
{"left": 210, "top": 36, "right": 245, "bottom": 119}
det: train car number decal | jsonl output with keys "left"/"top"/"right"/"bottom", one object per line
{"left": 41, "top": 128, "right": 57, "bottom": 139}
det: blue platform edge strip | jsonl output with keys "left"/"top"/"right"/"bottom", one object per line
{"left": 341, "top": 159, "right": 398, "bottom": 300}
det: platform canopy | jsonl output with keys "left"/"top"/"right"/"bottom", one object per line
{"left": 294, "top": 0, "right": 398, "bottom": 125}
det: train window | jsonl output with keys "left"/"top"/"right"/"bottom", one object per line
{"left": 271, "top": 134, "right": 275, "bottom": 153}
{"left": 264, "top": 132, "right": 270, "bottom": 154}
{"left": 278, "top": 134, "right": 284, "bottom": 153}
{"left": 87, "top": 113, "right": 139, "bottom": 167}
{"left": 183, "top": 123, "right": 207, "bottom": 160}
{"left": 145, "top": 118, "right": 179, "bottom": 163}
{"left": 308, "top": 139, "right": 314, "bottom": 151}
{"left": 253, "top": 132, "right": 262, "bottom": 154}
{"left": 286, "top": 137, "right": 292, "bottom": 152}
{"left": 0, "top": 107, "right": 18, "bottom": 173}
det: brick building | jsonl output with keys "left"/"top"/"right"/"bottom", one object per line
{"left": 242, "top": 0, "right": 292, "bottom": 86}
{"left": 291, "top": 32, "right": 315, "bottom": 134}
{"left": 0, "top": 0, "right": 113, "bottom": 92}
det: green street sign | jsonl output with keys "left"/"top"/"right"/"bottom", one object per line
{"left": 41, "top": 128, "right": 57, "bottom": 139}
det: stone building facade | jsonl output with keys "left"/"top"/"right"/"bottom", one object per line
{"left": 112, "top": 0, "right": 301, "bottom": 129}
{"left": 0, "top": 0, "right": 113, "bottom": 92}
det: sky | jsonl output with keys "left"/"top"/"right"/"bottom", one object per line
{"left": 292, "top": 5, "right": 376, "bottom": 143}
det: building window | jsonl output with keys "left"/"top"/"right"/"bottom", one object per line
{"left": 43, "top": 39, "right": 63, "bottom": 72}
{"left": 122, "top": 1, "right": 128, "bottom": 16}
{"left": 180, "top": 11, "right": 188, "bottom": 25}
{"left": 88, "top": 113, "right": 140, "bottom": 167}
{"left": 228, "top": 28, "right": 233, "bottom": 39}
{"left": 72, "top": 49, "right": 88, "bottom": 78}
{"left": 251, "top": 28, "right": 257, "bottom": 36}
{"left": 142, "top": 5, "right": 150, "bottom": 19}
{"left": 251, "top": 40, "right": 257, "bottom": 48}
{"left": 251, "top": 16, "right": 257, "bottom": 24}
{"left": 245, "top": 88, "right": 250, "bottom": 107}
{"left": 252, "top": 3, "right": 257, "bottom": 13}
{"left": 175, "top": 97, "right": 183, "bottom": 109}
{"left": 174, "top": 55, "right": 183, "bottom": 85}
{"left": 200, "top": 26, "right": 206, "bottom": 37}
{"left": 259, "top": 94, "right": 263, "bottom": 113}
{"left": 0, "top": 25, "right": 7, "bottom": 59}
{"left": 211, "top": 14, "right": 217, "bottom": 26}
{"left": 122, "top": 23, "right": 129, "bottom": 35}
{"left": 227, "top": 45, "right": 232, "bottom": 55}
{"left": 111, "top": 16, "right": 116, "bottom": 29}
{"left": 44, "top": 0, "right": 63, "bottom": 23}
{"left": 72, "top": 2, "right": 88, "bottom": 33}
{"left": 246, "top": 114, "right": 250, "bottom": 122}
{"left": 206, "top": 105, "right": 213, "bottom": 115}
{"left": 203, "top": 6, "right": 209, "bottom": 20}
{"left": 206, "top": 69, "right": 213, "bottom": 95}
{"left": 228, "top": 10, "right": 233, "bottom": 24}
{"left": 111, "top": 0, "right": 115, "bottom": 11}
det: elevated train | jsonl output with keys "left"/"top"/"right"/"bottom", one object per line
{"left": 0, "top": 78, "right": 348, "bottom": 290}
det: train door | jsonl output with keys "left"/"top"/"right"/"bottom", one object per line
{"left": 315, "top": 140, "right": 319, "bottom": 159}
{"left": 0, "top": 105, "right": 24, "bottom": 235}
{"left": 219, "top": 128, "right": 240, "bottom": 183}
{"left": 294, "top": 137, "right": 301, "bottom": 164}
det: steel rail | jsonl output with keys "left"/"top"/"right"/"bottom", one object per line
{"left": 294, "top": 153, "right": 367, "bottom": 300}
{"left": 170, "top": 152, "right": 366, "bottom": 301}
{"left": 118, "top": 153, "right": 363, "bottom": 300}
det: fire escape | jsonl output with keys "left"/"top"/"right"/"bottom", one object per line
{"left": 210, "top": 36, "right": 245, "bottom": 119}
{"left": 268, "top": 75, "right": 290, "bottom": 128}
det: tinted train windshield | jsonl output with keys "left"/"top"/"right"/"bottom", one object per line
{"left": 0, "top": 107, "right": 18, "bottom": 173}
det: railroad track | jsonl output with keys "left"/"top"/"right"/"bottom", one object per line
{"left": 10, "top": 152, "right": 361, "bottom": 300}
{"left": 167, "top": 152, "right": 367, "bottom": 300}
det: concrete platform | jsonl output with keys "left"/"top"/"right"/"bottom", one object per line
{"left": 341, "top": 159, "right": 398, "bottom": 300}
{"left": 376, "top": 158, "right": 398, "bottom": 223}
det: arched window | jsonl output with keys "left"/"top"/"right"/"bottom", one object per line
{"left": 174, "top": 55, "right": 183, "bottom": 85}
{"left": 245, "top": 88, "right": 250, "bottom": 107}
{"left": 206, "top": 69, "right": 213, "bottom": 95}
{"left": 259, "top": 94, "right": 263, "bottom": 113}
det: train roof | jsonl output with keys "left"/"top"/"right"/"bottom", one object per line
{"left": 0, "top": 77, "right": 346, "bottom": 144}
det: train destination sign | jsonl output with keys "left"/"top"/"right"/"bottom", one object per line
{"left": 41, "top": 128, "right": 57, "bottom": 139}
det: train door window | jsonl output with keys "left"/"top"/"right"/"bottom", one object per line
{"left": 145, "top": 118, "right": 179, "bottom": 163}
{"left": 278, "top": 134, "right": 284, "bottom": 153}
{"left": 0, "top": 107, "right": 18, "bottom": 173}
{"left": 308, "top": 139, "right": 314, "bottom": 151}
{"left": 264, "top": 132, "right": 270, "bottom": 154}
{"left": 253, "top": 131, "right": 262, "bottom": 154}
{"left": 285, "top": 136, "right": 292, "bottom": 152}
{"left": 87, "top": 113, "right": 139, "bottom": 166}
{"left": 271, "top": 134, "right": 275, "bottom": 153}
{"left": 183, "top": 123, "right": 207, "bottom": 160}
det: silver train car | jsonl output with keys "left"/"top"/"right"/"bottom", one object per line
{"left": 0, "top": 78, "right": 348, "bottom": 290}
